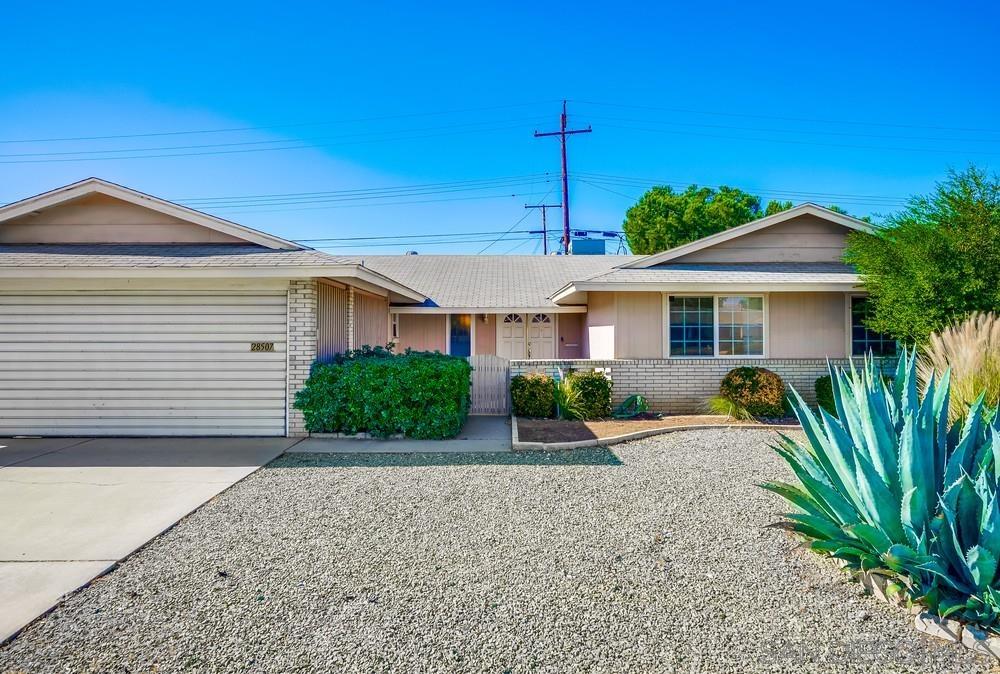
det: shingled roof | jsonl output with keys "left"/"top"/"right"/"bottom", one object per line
{"left": 360, "top": 255, "right": 641, "bottom": 309}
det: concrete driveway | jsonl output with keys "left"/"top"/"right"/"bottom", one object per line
{"left": 0, "top": 436, "right": 295, "bottom": 643}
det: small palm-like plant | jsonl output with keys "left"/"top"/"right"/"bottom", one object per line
{"left": 918, "top": 312, "right": 1000, "bottom": 423}
{"left": 764, "top": 350, "right": 1000, "bottom": 631}
{"left": 553, "top": 370, "right": 583, "bottom": 420}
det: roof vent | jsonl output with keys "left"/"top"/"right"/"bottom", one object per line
{"left": 404, "top": 250, "right": 419, "bottom": 255}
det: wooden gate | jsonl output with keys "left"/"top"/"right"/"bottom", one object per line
{"left": 468, "top": 355, "right": 510, "bottom": 415}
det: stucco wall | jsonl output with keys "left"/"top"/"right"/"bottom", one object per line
{"left": 0, "top": 193, "right": 248, "bottom": 244}
{"left": 669, "top": 214, "right": 852, "bottom": 264}
{"left": 395, "top": 313, "right": 447, "bottom": 352}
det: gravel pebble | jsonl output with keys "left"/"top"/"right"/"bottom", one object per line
{"left": 0, "top": 429, "right": 990, "bottom": 673}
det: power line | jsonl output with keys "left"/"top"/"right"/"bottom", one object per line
{"left": 0, "top": 121, "right": 543, "bottom": 164}
{"left": 597, "top": 122, "right": 1000, "bottom": 157}
{"left": 215, "top": 190, "right": 554, "bottom": 215}
{"left": 571, "top": 99, "right": 1000, "bottom": 135}
{"left": 0, "top": 117, "right": 549, "bottom": 159}
{"left": 0, "top": 101, "right": 559, "bottom": 144}
{"left": 476, "top": 185, "right": 557, "bottom": 254}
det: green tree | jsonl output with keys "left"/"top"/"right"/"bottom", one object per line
{"left": 844, "top": 166, "right": 1000, "bottom": 344}
{"left": 622, "top": 185, "right": 766, "bottom": 254}
{"left": 764, "top": 200, "right": 793, "bottom": 216}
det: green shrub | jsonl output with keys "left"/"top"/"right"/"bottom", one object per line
{"left": 294, "top": 351, "right": 471, "bottom": 439}
{"left": 764, "top": 351, "right": 1000, "bottom": 633}
{"left": 510, "top": 373, "right": 555, "bottom": 418}
{"left": 717, "top": 367, "right": 786, "bottom": 419}
{"left": 569, "top": 371, "right": 613, "bottom": 419}
{"left": 815, "top": 375, "right": 836, "bottom": 415}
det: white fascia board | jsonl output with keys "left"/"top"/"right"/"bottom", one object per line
{"left": 562, "top": 280, "right": 863, "bottom": 293}
{"left": 0, "top": 178, "right": 302, "bottom": 250}
{"left": 389, "top": 305, "right": 588, "bottom": 314}
{"left": 618, "top": 203, "right": 876, "bottom": 269}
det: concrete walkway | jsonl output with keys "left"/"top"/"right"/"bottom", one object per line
{"left": 290, "top": 415, "right": 512, "bottom": 453}
{"left": 0, "top": 437, "right": 295, "bottom": 643}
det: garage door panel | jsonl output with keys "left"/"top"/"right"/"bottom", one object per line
{"left": 0, "top": 291, "right": 289, "bottom": 436}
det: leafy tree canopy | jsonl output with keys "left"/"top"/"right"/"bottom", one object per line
{"left": 621, "top": 185, "right": 864, "bottom": 254}
{"left": 844, "top": 165, "right": 1000, "bottom": 344}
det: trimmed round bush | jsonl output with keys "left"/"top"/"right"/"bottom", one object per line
{"left": 569, "top": 371, "right": 613, "bottom": 420}
{"left": 511, "top": 373, "right": 555, "bottom": 418}
{"left": 719, "top": 367, "right": 786, "bottom": 419}
{"left": 815, "top": 375, "right": 836, "bottom": 415}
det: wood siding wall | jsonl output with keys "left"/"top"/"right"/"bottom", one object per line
{"left": 670, "top": 214, "right": 852, "bottom": 264}
{"left": 316, "top": 281, "right": 349, "bottom": 360}
{"left": 768, "top": 292, "right": 847, "bottom": 358}
{"left": 615, "top": 292, "right": 663, "bottom": 358}
{"left": 395, "top": 314, "right": 447, "bottom": 353}
{"left": 475, "top": 314, "right": 497, "bottom": 355}
{"left": 353, "top": 292, "right": 389, "bottom": 349}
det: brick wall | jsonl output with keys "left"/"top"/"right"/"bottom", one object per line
{"left": 287, "top": 280, "right": 318, "bottom": 436}
{"left": 509, "top": 358, "right": 892, "bottom": 414}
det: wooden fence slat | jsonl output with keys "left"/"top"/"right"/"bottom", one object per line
{"left": 468, "top": 355, "right": 510, "bottom": 415}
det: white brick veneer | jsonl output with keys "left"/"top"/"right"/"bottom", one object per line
{"left": 287, "top": 280, "right": 318, "bottom": 436}
{"left": 509, "top": 358, "right": 891, "bottom": 414}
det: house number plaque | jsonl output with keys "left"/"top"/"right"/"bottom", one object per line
{"left": 250, "top": 342, "right": 275, "bottom": 352}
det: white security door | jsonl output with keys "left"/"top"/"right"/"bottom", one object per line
{"left": 0, "top": 290, "right": 288, "bottom": 436}
{"left": 497, "top": 313, "right": 526, "bottom": 360}
{"left": 527, "top": 313, "right": 555, "bottom": 359}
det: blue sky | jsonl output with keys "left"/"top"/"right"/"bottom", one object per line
{"left": 1, "top": 1, "right": 997, "bottom": 255}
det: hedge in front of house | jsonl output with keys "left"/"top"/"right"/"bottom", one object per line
{"left": 294, "top": 351, "right": 472, "bottom": 439}
{"left": 569, "top": 371, "right": 613, "bottom": 419}
{"left": 718, "top": 366, "right": 786, "bottom": 419}
{"left": 510, "top": 373, "right": 555, "bottom": 418}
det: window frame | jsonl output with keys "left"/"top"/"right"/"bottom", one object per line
{"left": 845, "top": 294, "right": 897, "bottom": 358}
{"left": 663, "top": 293, "right": 768, "bottom": 359}
{"left": 390, "top": 312, "right": 399, "bottom": 341}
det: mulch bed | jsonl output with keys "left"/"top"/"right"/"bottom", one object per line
{"left": 516, "top": 415, "right": 764, "bottom": 444}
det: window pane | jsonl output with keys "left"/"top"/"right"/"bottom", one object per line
{"left": 850, "top": 297, "right": 897, "bottom": 357}
{"left": 718, "top": 296, "right": 764, "bottom": 356}
{"left": 669, "top": 296, "right": 714, "bottom": 356}
{"left": 449, "top": 314, "right": 471, "bottom": 357}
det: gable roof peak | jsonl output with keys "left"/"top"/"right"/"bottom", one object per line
{"left": 617, "top": 201, "right": 875, "bottom": 269}
{"left": 0, "top": 177, "right": 303, "bottom": 250}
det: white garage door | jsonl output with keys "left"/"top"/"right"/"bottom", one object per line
{"left": 0, "top": 290, "right": 288, "bottom": 436}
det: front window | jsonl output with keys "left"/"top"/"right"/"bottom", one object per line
{"left": 668, "top": 296, "right": 714, "bottom": 356}
{"left": 717, "top": 296, "right": 764, "bottom": 356}
{"left": 449, "top": 314, "right": 472, "bottom": 357}
{"left": 851, "top": 297, "right": 896, "bottom": 357}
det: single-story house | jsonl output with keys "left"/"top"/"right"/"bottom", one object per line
{"left": 0, "top": 179, "right": 894, "bottom": 437}
{"left": 363, "top": 204, "right": 896, "bottom": 412}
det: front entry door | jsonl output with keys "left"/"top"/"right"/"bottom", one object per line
{"left": 527, "top": 313, "right": 555, "bottom": 359}
{"left": 498, "top": 313, "right": 526, "bottom": 359}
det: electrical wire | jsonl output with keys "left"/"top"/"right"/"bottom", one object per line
{"left": 0, "top": 100, "right": 559, "bottom": 144}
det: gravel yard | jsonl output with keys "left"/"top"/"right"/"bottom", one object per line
{"left": 0, "top": 429, "right": 990, "bottom": 673}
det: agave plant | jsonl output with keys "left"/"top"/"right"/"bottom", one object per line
{"left": 764, "top": 350, "right": 1000, "bottom": 630}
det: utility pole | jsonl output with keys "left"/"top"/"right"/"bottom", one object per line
{"left": 534, "top": 100, "right": 591, "bottom": 254}
{"left": 524, "top": 203, "right": 561, "bottom": 255}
